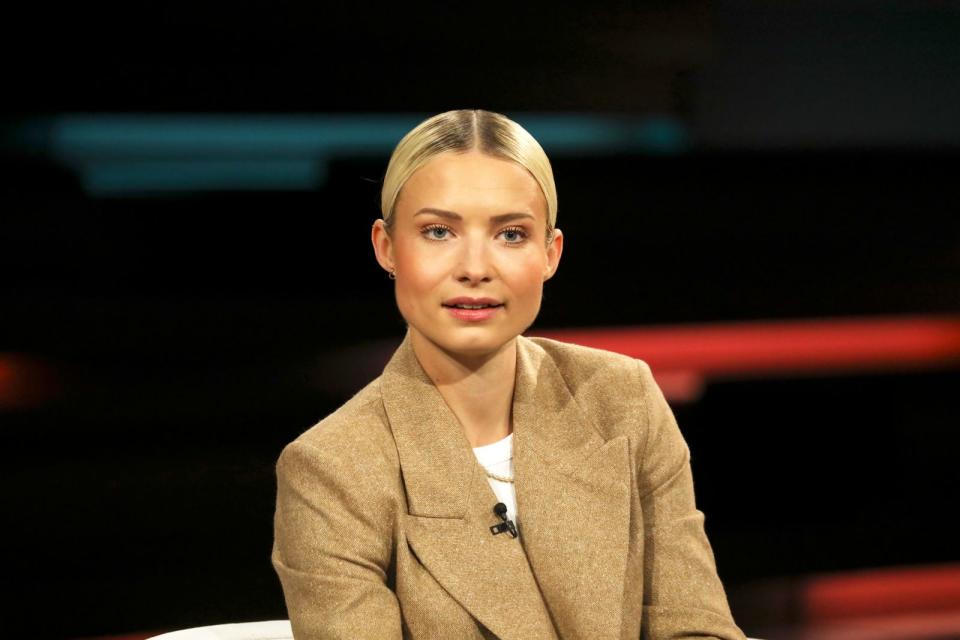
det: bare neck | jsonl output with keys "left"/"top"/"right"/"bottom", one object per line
{"left": 409, "top": 330, "right": 517, "bottom": 448}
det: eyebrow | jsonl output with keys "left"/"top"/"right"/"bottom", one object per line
{"left": 414, "top": 207, "right": 535, "bottom": 224}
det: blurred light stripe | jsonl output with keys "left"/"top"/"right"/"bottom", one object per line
{"left": 49, "top": 115, "right": 417, "bottom": 157}
{"left": 531, "top": 314, "right": 960, "bottom": 380}
{"left": 5, "top": 113, "right": 688, "bottom": 195}
{"left": 804, "top": 563, "right": 960, "bottom": 622}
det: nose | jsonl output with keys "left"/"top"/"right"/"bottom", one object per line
{"left": 455, "top": 234, "right": 494, "bottom": 284}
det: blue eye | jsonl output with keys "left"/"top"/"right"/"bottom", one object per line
{"left": 500, "top": 227, "right": 529, "bottom": 244}
{"left": 422, "top": 224, "right": 451, "bottom": 240}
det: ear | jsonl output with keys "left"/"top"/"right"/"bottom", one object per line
{"left": 371, "top": 218, "right": 396, "bottom": 273}
{"left": 544, "top": 227, "right": 563, "bottom": 281}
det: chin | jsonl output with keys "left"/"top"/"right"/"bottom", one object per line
{"left": 445, "top": 329, "right": 508, "bottom": 351}
{"left": 420, "top": 324, "right": 517, "bottom": 358}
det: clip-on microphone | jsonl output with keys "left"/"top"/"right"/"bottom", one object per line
{"left": 490, "top": 502, "right": 518, "bottom": 538}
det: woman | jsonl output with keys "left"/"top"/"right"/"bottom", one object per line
{"left": 272, "top": 109, "right": 746, "bottom": 639}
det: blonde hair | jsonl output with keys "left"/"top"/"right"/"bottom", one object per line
{"left": 380, "top": 109, "right": 557, "bottom": 240}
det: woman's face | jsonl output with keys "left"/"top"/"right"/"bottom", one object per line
{"left": 372, "top": 149, "right": 563, "bottom": 360}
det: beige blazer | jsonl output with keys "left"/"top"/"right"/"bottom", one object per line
{"left": 272, "top": 329, "right": 746, "bottom": 640}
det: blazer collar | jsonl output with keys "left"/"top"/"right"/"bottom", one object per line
{"left": 381, "top": 328, "right": 632, "bottom": 640}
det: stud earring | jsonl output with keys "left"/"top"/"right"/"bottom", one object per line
{"left": 388, "top": 268, "right": 397, "bottom": 280}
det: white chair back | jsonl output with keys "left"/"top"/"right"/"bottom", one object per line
{"left": 148, "top": 620, "right": 293, "bottom": 640}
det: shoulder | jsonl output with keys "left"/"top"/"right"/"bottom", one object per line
{"left": 524, "top": 334, "right": 641, "bottom": 379}
{"left": 278, "top": 376, "right": 400, "bottom": 481}
{"left": 273, "top": 378, "right": 401, "bottom": 566}
{"left": 523, "top": 334, "right": 649, "bottom": 397}
{"left": 523, "top": 335, "right": 654, "bottom": 438}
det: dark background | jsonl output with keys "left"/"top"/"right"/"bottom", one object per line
{"left": 2, "top": 1, "right": 959, "bottom": 638}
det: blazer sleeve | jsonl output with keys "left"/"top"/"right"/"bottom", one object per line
{"left": 635, "top": 360, "right": 747, "bottom": 640}
{"left": 271, "top": 437, "right": 402, "bottom": 639}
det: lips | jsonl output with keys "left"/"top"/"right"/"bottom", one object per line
{"left": 443, "top": 303, "right": 504, "bottom": 309}
{"left": 442, "top": 296, "right": 504, "bottom": 309}
{"left": 444, "top": 304, "right": 503, "bottom": 322}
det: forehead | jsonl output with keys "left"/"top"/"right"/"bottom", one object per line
{"left": 399, "top": 151, "right": 546, "bottom": 217}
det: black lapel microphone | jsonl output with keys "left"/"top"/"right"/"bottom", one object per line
{"left": 490, "top": 502, "right": 518, "bottom": 538}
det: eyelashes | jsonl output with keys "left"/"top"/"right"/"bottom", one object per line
{"left": 422, "top": 224, "right": 452, "bottom": 241}
{"left": 421, "top": 223, "right": 529, "bottom": 245}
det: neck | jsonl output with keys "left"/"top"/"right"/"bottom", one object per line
{"left": 408, "top": 327, "right": 517, "bottom": 448}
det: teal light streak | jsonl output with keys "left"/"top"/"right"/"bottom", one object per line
{"left": 15, "top": 113, "right": 689, "bottom": 195}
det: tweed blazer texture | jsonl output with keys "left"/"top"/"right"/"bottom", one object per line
{"left": 272, "top": 329, "right": 746, "bottom": 640}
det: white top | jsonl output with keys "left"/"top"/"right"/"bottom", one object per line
{"left": 471, "top": 432, "right": 518, "bottom": 532}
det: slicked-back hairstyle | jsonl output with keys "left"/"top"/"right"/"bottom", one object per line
{"left": 380, "top": 109, "right": 557, "bottom": 241}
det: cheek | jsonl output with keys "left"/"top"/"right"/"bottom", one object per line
{"left": 504, "top": 254, "right": 547, "bottom": 298}
{"left": 395, "top": 251, "right": 446, "bottom": 302}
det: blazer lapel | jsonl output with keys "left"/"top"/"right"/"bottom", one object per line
{"left": 512, "top": 335, "right": 632, "bottom": 640}
{"left": 381, "top": 330, "right": 558, "bottom": 640}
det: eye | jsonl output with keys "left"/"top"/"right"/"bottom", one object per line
{"left": 421, "top": 223, "right": 452, "bottom": 241}
{"left": 500, "top": 226, "right": 529, "bottom": 244}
